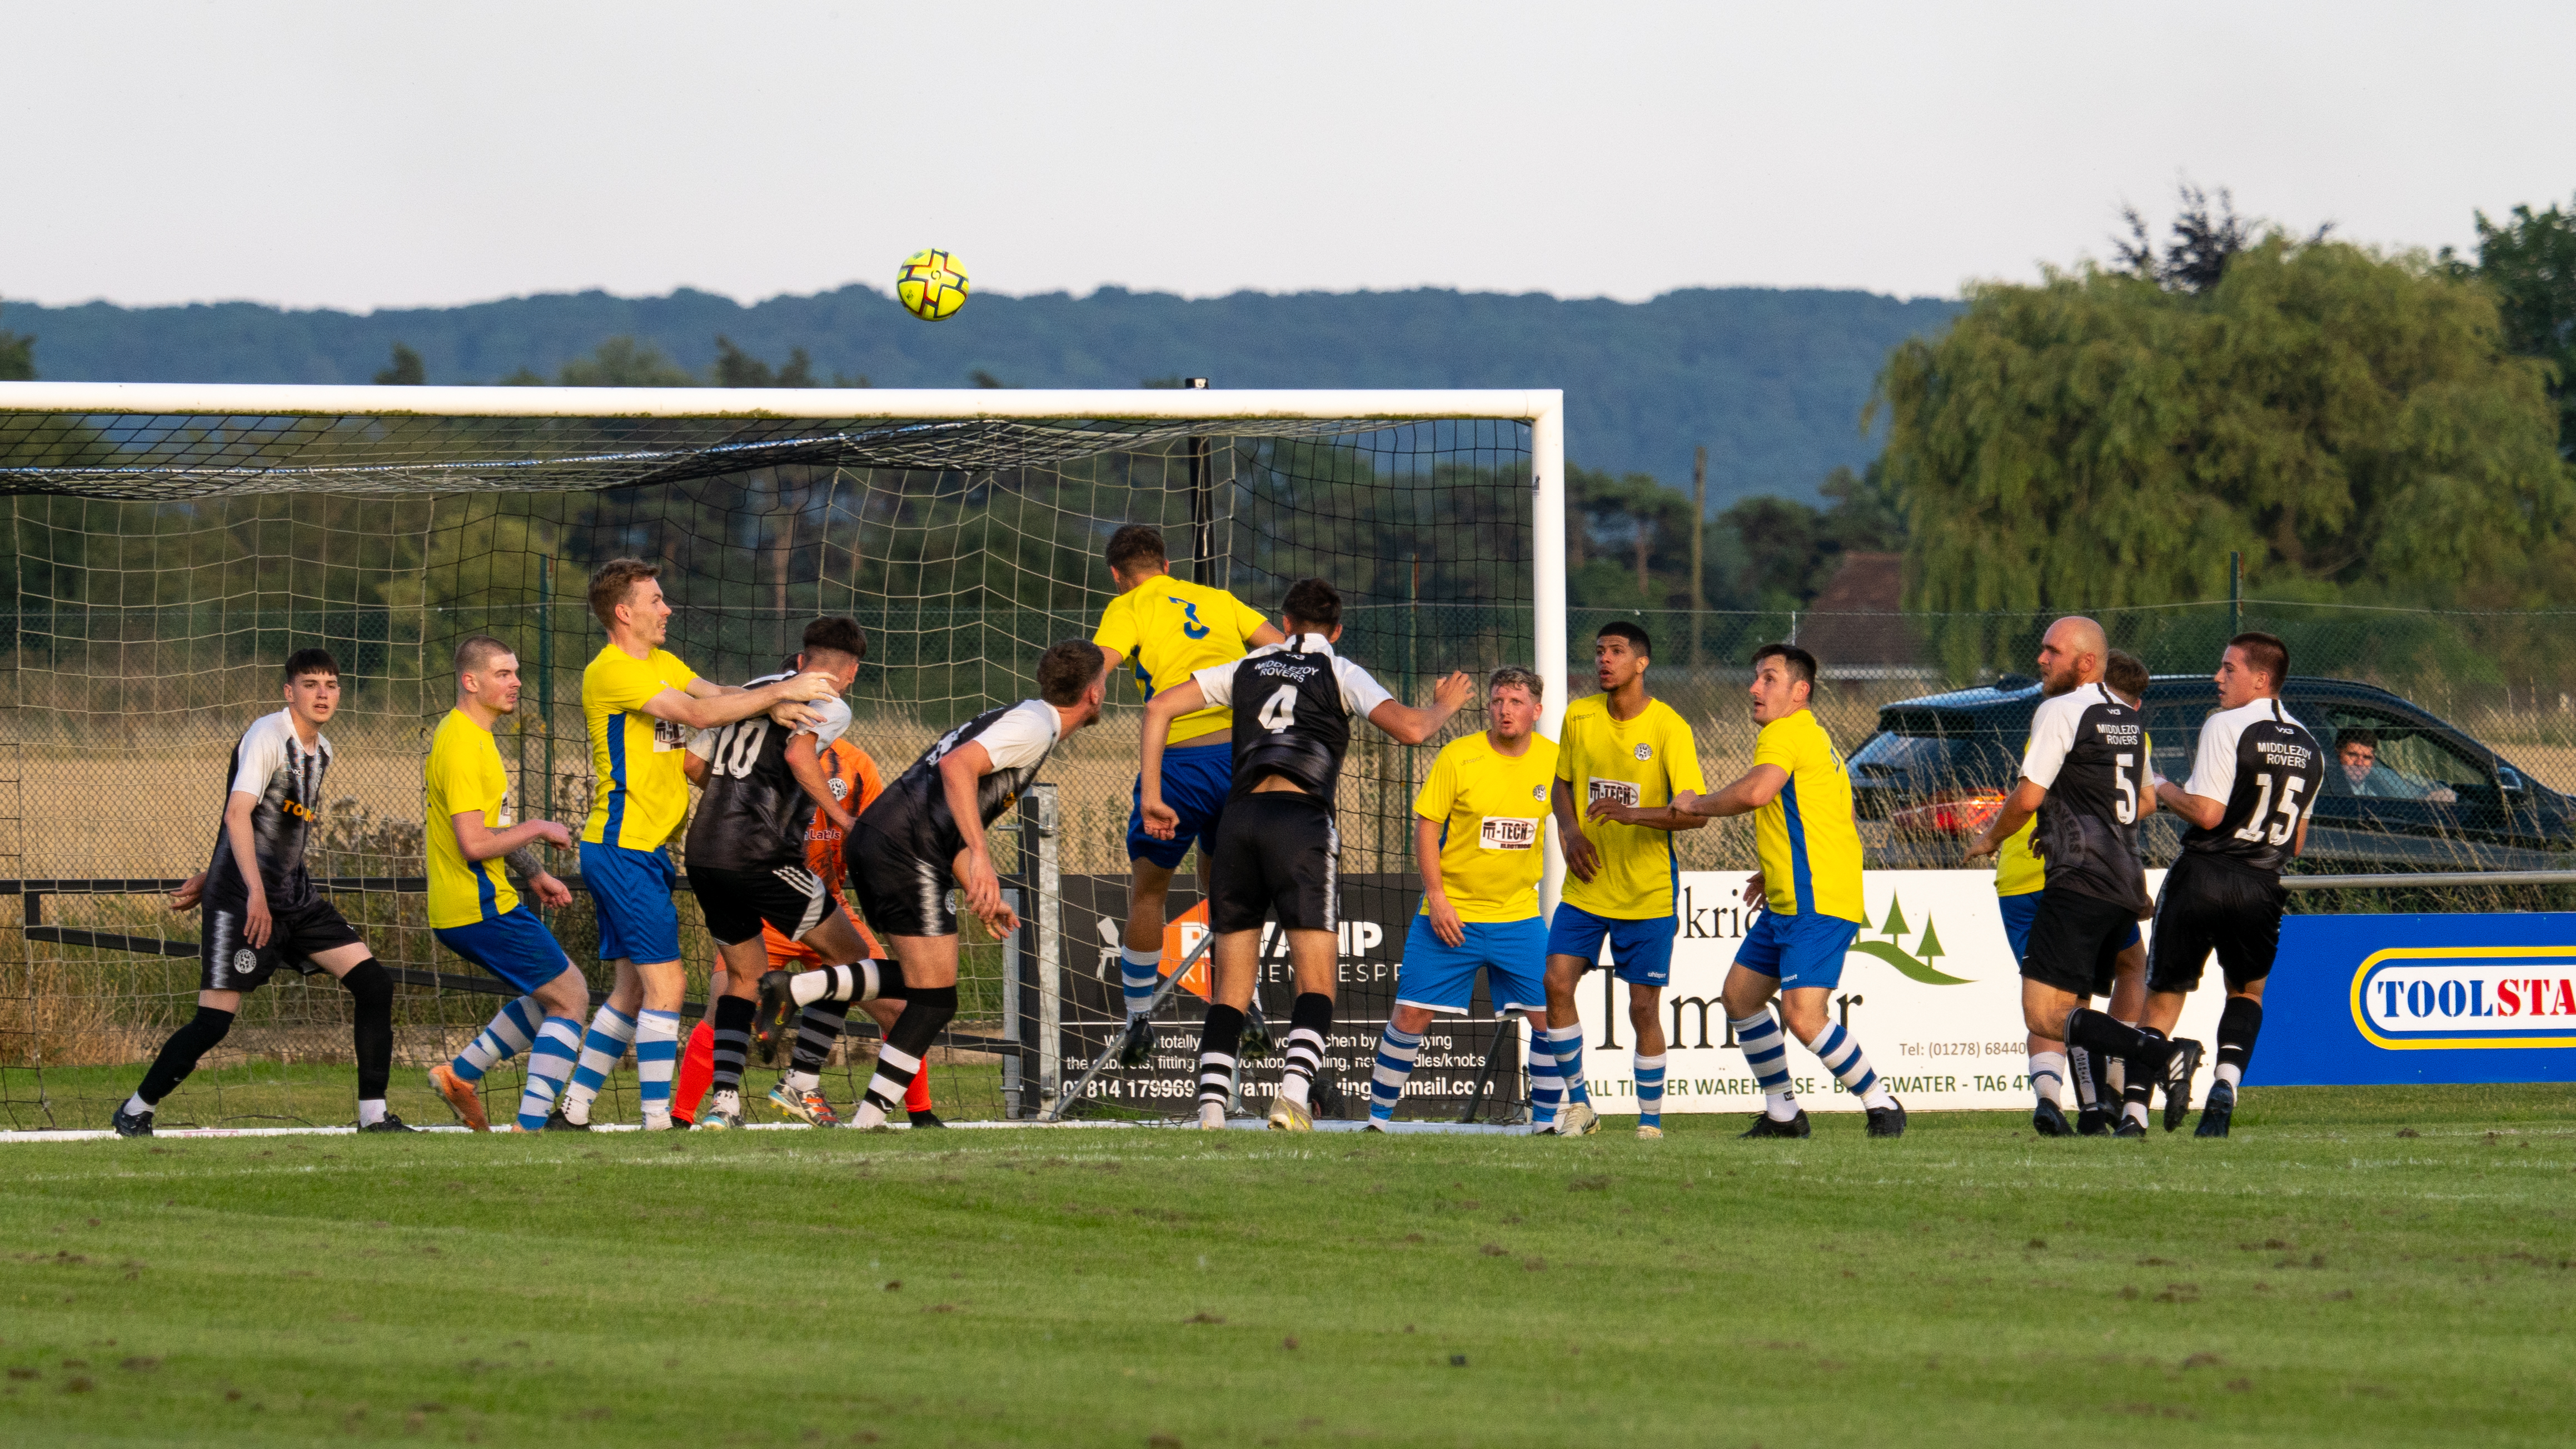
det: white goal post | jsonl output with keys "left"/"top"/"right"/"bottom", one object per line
{"left": 0, "top": 381, "right": 1568, "bottom": 1129}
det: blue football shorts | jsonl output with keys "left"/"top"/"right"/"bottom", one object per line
{"left": 1544, "top": 902, "right": 1676, "bottom": 988}
{"left": 1127, "top": 740, "right": 1233, "bottom": 870}
{"left": 1396, "top": 915, "right": 1546, "bottom": 1015}
{"left": 1733, "top": 908, "right": 1862, "bottom": 992}
{"left": 579, "top": 840, "right": 680, "bottom": 965}
{"left": 434, "top": 905, "right": 576, "bottom": 995}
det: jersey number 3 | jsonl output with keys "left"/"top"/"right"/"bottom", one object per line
{"left": 1256, "top": 684, "right": 1298, "bottom": 733}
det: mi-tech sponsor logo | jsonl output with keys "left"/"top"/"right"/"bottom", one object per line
{"left": 2349, "top": 947, "right": 2576, "bottom": 1049}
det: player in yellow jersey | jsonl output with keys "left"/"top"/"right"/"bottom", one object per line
{"left": 1365, "top": 667, "right": 1565, "bottom": 1129}
{"left": 421, "top": 636, "right": 589, "bottom": 1132}
{"left": 1540, "top": 622, "right": 1708, "bottom": 1138}
{"left": 1674, "top": 643, "right": 1905, "bottom": 1139}
{"left": 1090, "top": 525, "right": 1283, "bottom": 1066}
{"left": 2001, "top": 649, "right": 2154, "bottom": 1136}
{"left": 555, "top": 558, "right": 839, "bottom": 1131}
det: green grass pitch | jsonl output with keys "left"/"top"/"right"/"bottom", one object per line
{"left": 3, "top": 1087, "right": 2571, "bottom": 1447}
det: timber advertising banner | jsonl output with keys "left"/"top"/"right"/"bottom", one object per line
{"left": 1567, "top": 869, "right": 2227, "bottom": 1114}
{"left": 1048, "top": 873, "right": 1518, "bottom": 1118}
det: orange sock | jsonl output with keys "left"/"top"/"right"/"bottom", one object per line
{"left": 671, "top": 1019, "right": 715, "bottom": 1123}
{"left": 905, "top": 1059, "right": 933, "bottom": 1116}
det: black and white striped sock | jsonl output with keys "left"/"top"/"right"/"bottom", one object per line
{"left": 1277, "top": 992, "right": 1333, "bottom": 1109}
{"left": 790, "top": 999, "right": 848, "bottom": 1081}
{"left": 709, "top": 995, "right": 755, "bottom": 1106}
{"left": 1197, "top": 1004, "right": 1245, "bottom": 1119}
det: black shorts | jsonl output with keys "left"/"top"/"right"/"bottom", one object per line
{"left": 2020, "top": 887, "right": 2135, "bottom": 999}
{"left": 201, "top": 893, "right": 363, "bottom": 993}
{"left": 1208, "top": 792, "right": 1339, "bottom": 935}
{"left": 845, "top": 824, "right": 956, "bottom": 940}
{"left": 2146, "top": 851, "right": 2286, "bottom": 994}
{"left": 691, "top": 863, "right": 831, "bottom": 948}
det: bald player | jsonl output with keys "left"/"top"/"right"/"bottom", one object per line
{"left": 1966, "top": 617, "right": 2200, "bottom": 1139}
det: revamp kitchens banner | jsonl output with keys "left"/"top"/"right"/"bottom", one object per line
{"left": 2255, "top": 912, "right": 2576, "bottom": 1086}
{"left": 1567, "top": 869, "right": 2228, "bottom": 1114}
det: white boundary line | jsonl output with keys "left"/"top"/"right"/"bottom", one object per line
{"left": 0, "top": 1117, "right": 1538, "bottom": 1143}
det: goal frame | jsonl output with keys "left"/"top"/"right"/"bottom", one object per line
{"left": 0, "top": 381, "right": 1575, "bottom": 1075}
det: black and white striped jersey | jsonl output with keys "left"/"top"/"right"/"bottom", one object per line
{"left": 203, "top": 709, "right": 332, "bottom": 910}
{"left": 859, "top": 700, "right": 1062, "bottom": 865}
{"left": 2180, "top": 697, "right": 2324, "bottom": 876}
{"left": 1192, "top": 634, "right": 1393, "bottom": 806}
{"left": 2019, "top": 682, "right": 2151, "bottom": 912}
{"left": 682, "top": 670, "right": 853, "bottom": 873}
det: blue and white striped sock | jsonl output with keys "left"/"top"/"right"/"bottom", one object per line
{"left": 1633, "top": 1052, "right": 1667, "bottom": 1129}
{"left": 515, "top": 1015, "right": 582, "bottom": 1131}
{"left": 1544, "top": 1026, "right": 1590, "bottom": 1106}
{"left": 558, "top": 1004, "right": 636, "bottom": 1124}
{"left": 1368, "top": 1024, "right": 1424, "bottom": 1122}
{"left": 635, "top": 1009, "right": 682, "bottom": 1124}
{"left": 1525, "top": 1027, "right": 1563, "bottom": 1126}
{"left": 452, "top": 995, "right": 539, "bottom": 1084}
{"left": 1807, "top": 1021, "right": 1893, "bottom": 1108}
{"left": 1731, "top": 1011, "right": 1801, "bottom": 1121}
{"left": 1119, "top": 947, "right": 1162, "bottom": 1018}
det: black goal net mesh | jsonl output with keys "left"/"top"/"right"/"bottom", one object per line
{"left": 0, "top": 406, "right": 1537, "bottom": 1130}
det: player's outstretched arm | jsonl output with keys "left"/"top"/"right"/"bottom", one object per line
{"left": 1414, "top": 814, "right": 1465, "bottom": 948}
{"left": 1660, "top": 764, "right": 1787, "bottom": 826}
{"left": 1964, "top": 778, "right": 2049, "bottom": 861}
{"left": 1366, "top": 670, "right": 1474, "bottom": 746}
{"left": 1138, "top": 681, "right": 1209, "bottom": 840}
{"left": 641, "top": 671, "right": 838, "bottom": 732}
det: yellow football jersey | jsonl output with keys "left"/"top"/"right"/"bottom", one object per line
{"left": 1092, "top": 576, "right": 1270, "bottom": 746}
{"left": 1414, "top": 731, "right": 1558, "bottom": 923}
{"left": 579, "top": 644, "right": 698, "bottom": 851}
{"left": 1752, "top": 707, "right": 1865, "bottom": 922}
{"left": 1558, "top": 694, "right": 1707, "bottom": 920}
{"left": 425, "top": 709, "right": 521, "bottom": 929}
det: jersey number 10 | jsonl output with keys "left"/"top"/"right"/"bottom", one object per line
{"left": 706, "top": 719, "right": 770, "bottom": 780}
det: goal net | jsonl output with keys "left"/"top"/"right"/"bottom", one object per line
{"left": 0, "top": 384, "right": 1564, "bottom": 1131}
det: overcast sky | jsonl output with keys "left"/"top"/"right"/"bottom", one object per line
{"left": 7, "top": 1, "right": 2570, "bottom": 313}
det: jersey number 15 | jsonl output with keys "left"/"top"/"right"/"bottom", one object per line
{"left": 2231, "top": 772, "right": 2308, "bottom": 846}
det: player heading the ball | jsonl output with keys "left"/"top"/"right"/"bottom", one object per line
{"left": 1672, "top": 643, "right": 1904, "bottom": 1139}
{"left": 1139, "top": 577, "right": 1473, "bottom": 1131}
{"left": 562, "top": 559, "right": 841, "bottom": 1131}
{"left": 1090, "top": 524, "right": 1285, "bottom": 1070}
{"left": 766, "top": 639, "right": 1110, "bottom": 1130}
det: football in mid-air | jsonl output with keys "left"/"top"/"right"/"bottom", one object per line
{"left": 895, "top": 249, "right": 970, "bottom": 321}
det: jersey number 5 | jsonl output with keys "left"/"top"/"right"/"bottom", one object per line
{"left": 1256, "top": 684, "right": 1298, "bottom": 734}
{"left": 2114, "top": 753, "right": 2139, "bottom": 824}
{"left": 2231, "top": 773, "right": 2308, "bottom": 846}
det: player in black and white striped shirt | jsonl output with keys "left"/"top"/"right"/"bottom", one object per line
{"left": 114, "top": 649, "right": 412, "bottom": 1136}
{"left": 2146, "top": 631, "right": 2323, "bottom": 1138}
{"left": 759, "top": 639, "right": 1109, "bottom": 1129}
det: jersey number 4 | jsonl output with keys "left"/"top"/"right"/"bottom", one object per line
{"left": 706, "top": 719, "right": 770, "bottom": 780}
{"left": 2232, "top": 772, "right": 2309, "bottom": 846}
{"left": 1256, "top": 684, "right": 1298, "bottom": 733}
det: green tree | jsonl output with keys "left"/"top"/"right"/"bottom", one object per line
{"left": 711, "top": 335, "right": 816, "bottom": 387}
{"left": 554, "top": 336, "right": 697, "bottom": 387}
{"left": 372, "top": 342, "right": 426, "bottom": 385}
{"left": 0, "top": 301, "right": 33, "bottom": 380}
{"left": 2452, "top": 195, "right": 2576, "bottom": 457}
{"left": 1875, "top": 233, "right": 2573, "bottom": 672}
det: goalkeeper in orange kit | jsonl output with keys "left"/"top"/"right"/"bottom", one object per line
{"left": 672, "top": 735, "right": 939, "bottom": 1127}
